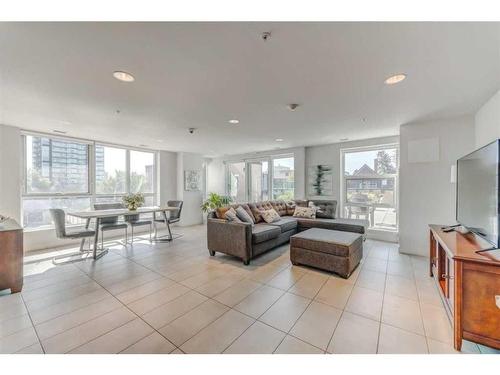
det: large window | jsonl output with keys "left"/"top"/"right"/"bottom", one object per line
{"left": 95, "top": 145, "right": 126, "bottom": 194}
{"left": 342, "top": 145, "right": 398, "bottom": 231}
{"left": 130, "top": 150, "right": 155, "bottom": 193}
{"left": 226, "top": 155, "right": 294, "bottom": 202}
{"left": 25, "top": 135, "right": 89, "bottom": 194}
{"left": 22, "top": 133, "right": 157, "bottom": 230}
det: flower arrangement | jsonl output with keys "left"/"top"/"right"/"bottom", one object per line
{"left": 123, "top": 193, "right": 145, "bottom": 211}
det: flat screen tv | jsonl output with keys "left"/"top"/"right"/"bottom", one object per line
{"left": 456, "top": 139, "right": 500, "bottom": 248}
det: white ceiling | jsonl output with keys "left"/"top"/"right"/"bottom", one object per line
{"left": 0, "top": 22, "right": 499, "bottom": 157}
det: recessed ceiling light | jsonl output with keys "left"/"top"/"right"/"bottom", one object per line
{"left": 384, "top": 74, "right": 406, "bottom": 85}
{"left": 275, "top": 138, "right": 284, "bottom": 142}
{"left": 113, "top": 71, "right": 135, "bottom": 82}
{"left": 52, "top": 129, "right": 67, "bottom": 134}
{"left": 228, "top": 119, "right": 239, "bottom": 124}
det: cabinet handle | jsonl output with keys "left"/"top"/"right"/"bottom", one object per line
{"left": 441, "top": 274, "right": 454, "bottom": 280}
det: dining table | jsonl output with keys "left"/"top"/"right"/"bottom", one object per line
{"left": 67, "top": 206, "right": 179, "bottom": 260}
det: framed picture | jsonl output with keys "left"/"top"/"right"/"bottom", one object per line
{"left": 184, "top": 170, "right": 201, "bottom": 191}
{"left": 308, "top": 165, "right": 333, "bottom": 196}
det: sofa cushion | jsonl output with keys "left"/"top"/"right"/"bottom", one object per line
{"left": 294, "top": 199, "right": 309, "bottom": 208}
{"left": 285, "top": 201, "right": 296, "bottom": 215}
{"left": 251, "top": 224, "right": 281, "bottom": 244}
{"left": 267, "top": 216, "right": 298, "bottom": 232}
{"left": 309, "top": 200, "right": 337, "bottom": 219}
{"left": 270, "top": 200, "right": 288, "bottom": 216}
{"left": 249, "top": 201, "right": 273, "bottom": 223}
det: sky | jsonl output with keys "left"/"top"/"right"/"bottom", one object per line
{"left": 345, "top": 148, "right": 397, "bottom": 174}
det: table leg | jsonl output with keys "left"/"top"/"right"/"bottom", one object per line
{"left": 93, "top": 218, "right": 100, "bottom": 259}
{"left": 152, "top": 210, "right": 173, "bottom": 242}
{"left": 166, "top": 213, "right": 173, "bottom": 240}
{"left": 80, "top": 218, "right": 91, "bottom": 252}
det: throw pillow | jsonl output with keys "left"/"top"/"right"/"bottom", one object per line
{"left": 285, "top": 201, "right": 296, "bottom": 215}
{"left": 308, "top": 201, "right": 323, "bottom": 214}
{"left": 224, "top": 207, "right": 242, "bottom": 222}
{"left": 293, "top": 206, "right": 316, "bottom": 219}
{"left": 260, "top": 208, "right": 281, "bottom": 223}
{"left": 215, "top": 206, "right": 231, "bottom": 219}
{"left": 239, "top": 204, "right": 256, "bottom": 223}
{"left": 236, "top": 206, "right": 254, "bottom": 225}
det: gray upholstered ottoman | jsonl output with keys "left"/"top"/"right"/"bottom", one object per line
{"left": 290, "top": 228, "right": 363, "bottom": 278}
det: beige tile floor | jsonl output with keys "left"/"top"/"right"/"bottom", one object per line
{"left": 0, "top": 225, "right": 498, "bottom": 355}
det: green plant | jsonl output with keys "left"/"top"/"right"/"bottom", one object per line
{"left": 201, "top": 192, "right": 232, "bottom": 213}
{"left": 123, "top": 193, "right": 145, "bottom": 211}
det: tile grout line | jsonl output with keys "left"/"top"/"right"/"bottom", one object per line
{"left": 18, "top": 293, "right": 46, "bottom": 354}
{"left": 324, "top": 247, "right": 384, "bottom": 354}
{"left": 413, "top": 259, "right": 432, "bottom": 354}
{"left": 274, "top": 273, "right": 330, "bottom": 353}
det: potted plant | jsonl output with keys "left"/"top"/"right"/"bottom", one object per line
{"left": 201, "top": 193, "right": 232, "bottom": 213}
{"left": 123, "top": 193, "right": 145, "bottom": 211}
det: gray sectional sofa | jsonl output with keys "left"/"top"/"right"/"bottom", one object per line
{"left": 206, "top": 199, "right": 368, "bottom": 265}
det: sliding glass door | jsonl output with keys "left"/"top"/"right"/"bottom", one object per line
{"left": 226, "top": 155, "right": 294, "bottom": 203}
{"left": 248, "top": 161, "right": 269, "bottom": 202}
{"left": 227, "top": 162, "right": 246, "bottom": 202}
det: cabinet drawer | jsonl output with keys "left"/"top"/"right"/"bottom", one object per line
{"left": 462, "top": 263, "right": 500, "bottom": 341}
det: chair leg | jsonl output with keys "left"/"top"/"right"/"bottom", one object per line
{"left": 101, "top": 230, "right": 104, "bottom": 250}
{"left": 131, "top": 226, "right": 134, "bottom": 244}
{"left": 125, "top": 227, "right": 128, "bottom": 245}
{"left": 149, "top": 223, "right": 152, "bottom": 242}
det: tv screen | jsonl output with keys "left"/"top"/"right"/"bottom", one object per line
{"left": 457, "top": 139, "right": 500, "bottom": 248}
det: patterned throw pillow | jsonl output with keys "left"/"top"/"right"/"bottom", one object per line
{"left": 259, "top": 208, "right": 281, "bottom": 223}
{"left": 236, "top": 206, "right": 254, "bottom": 225}
{"left": 224, "top": 207, "right": 242, "bottom": 222}
{"left": 293, "top": 206, "right": 316, "bottom": 219}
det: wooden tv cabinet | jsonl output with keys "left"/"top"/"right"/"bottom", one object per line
{"left": 429, "top": 225, "right": 500, "bottom": 351}
{"left": 0, "top": 219, "right": 24, "bottom": 293}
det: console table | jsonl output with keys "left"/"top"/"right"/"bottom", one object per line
{"left": 0, "top": 219, "right": 24, "bottom": 293}
{"left": 429, "top": 224, "right": 500, "bottom": 351}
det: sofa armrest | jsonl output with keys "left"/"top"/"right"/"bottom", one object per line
{"left": 207, "top": 218, "right": 252, "bottom": 263}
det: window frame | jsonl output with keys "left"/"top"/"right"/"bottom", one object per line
{"left": 224, "top": 153, "right": 295, "bottom": 202}
{"left": 21, "top": 131, "right": 158, "bottom": 230}
{"left": 340, "top": 143, "right": 399, "bottom": 232}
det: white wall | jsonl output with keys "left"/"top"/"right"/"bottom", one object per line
{"left": 399, "top": 116, "right": 475, "bottom": 256}
{"left": 158, "top": 150, "right": 178, "bottom": 206}
{"left": 176, "top": 152, "right": 204, "bottom": 226}
{"left": 206, "top": 147, "right": 306, "bottom": 200}
{"left": 475, "top": 89, "right": 500, "bottom": 148}
{"left": 0, "top": 125, "right": 22, "bottom": 222}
